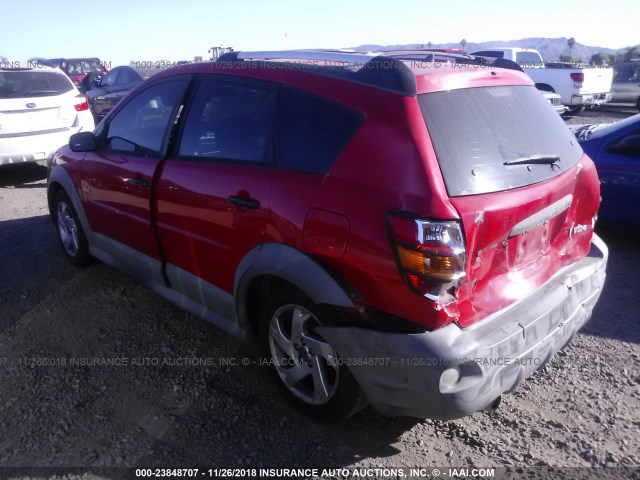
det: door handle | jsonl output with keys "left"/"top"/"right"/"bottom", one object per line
{"left": 128, "top": 177, "right": 149, "bottom": 188}
{"left": 228, "top": 195, "right": 260, "bottom": 209}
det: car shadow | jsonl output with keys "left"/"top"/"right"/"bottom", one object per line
{"left": 0, "top": 163, "right": 48, "bottom": 188}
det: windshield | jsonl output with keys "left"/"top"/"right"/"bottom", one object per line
{"left": 65, "top": 60, "right": 104, "bottom": 75}
{"left": 0, "top": 71, "right": 74, "bottom": 98}
{"left": 419, "top": 85, "right": 583, "bottom": 196}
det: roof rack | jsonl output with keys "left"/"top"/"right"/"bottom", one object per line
{"left": 218, "top": 49, "right": 377, "bottom": 66}
{"left": 377, "top": 50, "right": 524, "bottom": 72}
{"left": 215, "top": 49, "right": 523, "bottom": 95}
{"left": 217, "top": 50, "right": 418, "bottom": 96}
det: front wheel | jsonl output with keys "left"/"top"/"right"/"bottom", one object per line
{"left": 53, "top": 191, "right": 91, "bottom": 267}
{"left": 260, "top": 289, "right": 366, "bottom": 420}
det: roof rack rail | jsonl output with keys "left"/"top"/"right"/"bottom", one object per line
{"left": 377, "top": 50, "right": 524, "bottom": 72}
{"left": 216, "top": 50, "right": 418, "bottom": 96}
{"left": 218, "top": 49, "right": 375, "bottom": 65}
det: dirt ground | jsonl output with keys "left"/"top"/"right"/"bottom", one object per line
{"left": 0, "top": 108, "right": 638, "bottom": 480}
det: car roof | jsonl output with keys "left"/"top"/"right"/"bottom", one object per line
{"left": 149, "top": 50, "right": 532, "bottom": 97}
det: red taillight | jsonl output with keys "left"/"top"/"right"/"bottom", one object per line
{"left": 74, "top": 94, "right": 89, "bottom": 112}
{"left": 388, "top": 214, "right": 466, "bottom": 294}
{"left": 570, "top": 72, "right": 584, "bottom": 83}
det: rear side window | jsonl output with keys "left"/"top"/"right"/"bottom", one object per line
{"left": 419, "top": 85, "right": 582, "bottom": 196}
{"left": 279, "top": 87, "right": 363, "bottom": 174}
{"left": 178, "top": 78, "right": 276, "bottom": 163}
{"left": 515, "top": 51, "right": 543, "bottom": 67}
{"left": 117, "top": 69, "right": 138, "bottom": 85}
{"left": 0, "top": 71, "right": 73, "bottom": 98}
{"left": 101, "top": 70, "right": 117, "bottom": 87}
{"left": 472, "top": 50, "right": 504, "bottom": 59}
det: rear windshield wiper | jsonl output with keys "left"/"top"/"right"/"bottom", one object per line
{"left": 503, "top": 155, "right": 561, "bottom": 166}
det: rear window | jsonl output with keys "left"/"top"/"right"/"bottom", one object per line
{"left": 515, "top": 51, "right": 543, "bottom": 67}
{"left": 0, "top": 71, "right": 73, "bottom": 99}
{"left": 419, "top": 85, "right": 582, "bottom": 196}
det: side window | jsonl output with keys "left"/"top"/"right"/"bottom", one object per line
{"left": 101, "top": 70, "right": 117, "bottom": 87}
{"left": 104, "top": 79, "right": 188, "bottom": 156}
{"left": 178, "top": 78, "right": 276, "bottom": 163}
{"left": 473, "top": 51, "right": 504, "bottom": 59}
{"left": 279, "top": 87, "right": 363, "bottom": 174}
{"left": 515, "top": 52, "right": 542, "bottom": 67}
{"left": 117, "top": 69, "right": 138, "bottom": 85}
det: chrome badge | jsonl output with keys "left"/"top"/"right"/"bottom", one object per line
{"left": 26, "top": 103, "right": 36, "bottom": 108}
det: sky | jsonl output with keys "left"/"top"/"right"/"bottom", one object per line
{"left": 1, "top": 0, "right": 638, "bottom": 66}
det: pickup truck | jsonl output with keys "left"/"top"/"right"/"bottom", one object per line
{"left": 471, "top": 47, "right": 613, "bottom": 114}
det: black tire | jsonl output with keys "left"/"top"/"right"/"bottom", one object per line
{"left": 53, "top": 191, "right": 91, "bottom": 267}
{"left": 259, "top": 287, "right": 367, "bottom": 420}
{"left": 565, "top": 106, "right": 585, "bottom": 116}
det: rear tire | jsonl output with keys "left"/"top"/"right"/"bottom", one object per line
{"left": 565, "top": 106, "right": 585, "bottom": 116}
{"left": 260, "top": 287, "right": 366, "bottom": 420}
{"left": 53, "top": 191, "right": 91, "bottom": 267}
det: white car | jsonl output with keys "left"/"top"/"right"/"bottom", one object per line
{"left": 0, "top": 62, "right": 94, "bottom": 167}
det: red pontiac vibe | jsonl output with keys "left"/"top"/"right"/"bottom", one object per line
{"left": 47, "top": 51, "right": 608, "bottom": 420}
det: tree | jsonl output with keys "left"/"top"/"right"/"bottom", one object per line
{"left": 589, "top": 52, "right": 613, "bottom": 66}
{"left": 567, "top": 37, "right": 576, "bottom": 57}
{"left": 559, "top": 54, "right": 574, "bottom": 63}
{"left": 623, "top": 45, "right": 640, "bottom": 61}
{"left": 427, "top": 42, "right": 432, "bottom": 48}
{"left": 460, "top": 39, "right": 467, "bottom": 51}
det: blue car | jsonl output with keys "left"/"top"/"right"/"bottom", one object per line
{"left": 573, "top": 114, "right": 640, "bottom": 226}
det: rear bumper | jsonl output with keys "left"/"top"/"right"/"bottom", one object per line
{"left": 0, "top": 116, "right": 92, "bottom": 166}
{"left": 318, "top": 234, "right": 608, "bottom": 419}
{"left": 570, "top": 93, "right": 612, "bottom": 106}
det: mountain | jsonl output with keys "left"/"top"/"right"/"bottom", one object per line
{"left": 352, "top": 37, "right": 626, "bottom": 62}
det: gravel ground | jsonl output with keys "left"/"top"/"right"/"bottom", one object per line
{"left": 0, "top": 108, "right": 638, "bottom": 480}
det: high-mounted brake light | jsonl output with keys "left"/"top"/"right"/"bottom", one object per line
{"left": 74, "top": 94, "right": 89, "bottom": 112}
{"left": 388, "top": 214, "right": 466, "bottom": 294}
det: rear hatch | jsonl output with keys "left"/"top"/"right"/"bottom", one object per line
{"left": 578, "top": 68, "right": 614, "bottom": 95}
{"left": 419, "top": 84, "right": 600, "bottom": 327}
{"left": 0, "top": 69, "right": 78, "bottom": 135}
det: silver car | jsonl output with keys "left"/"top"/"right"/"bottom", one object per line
{"left": 608, "top": 60, "right": 640, "bottom": 112}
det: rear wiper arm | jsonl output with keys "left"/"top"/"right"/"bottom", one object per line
{"left": 503, "top": 154, "right": 561, "bottom": 166}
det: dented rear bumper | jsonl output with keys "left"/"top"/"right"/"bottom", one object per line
{"left": 318, "top": 234, "right": 608, "bottom": 419}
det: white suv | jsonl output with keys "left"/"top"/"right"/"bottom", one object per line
{"left": 0, "top": 61, "right": 94, "bottom": 167}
